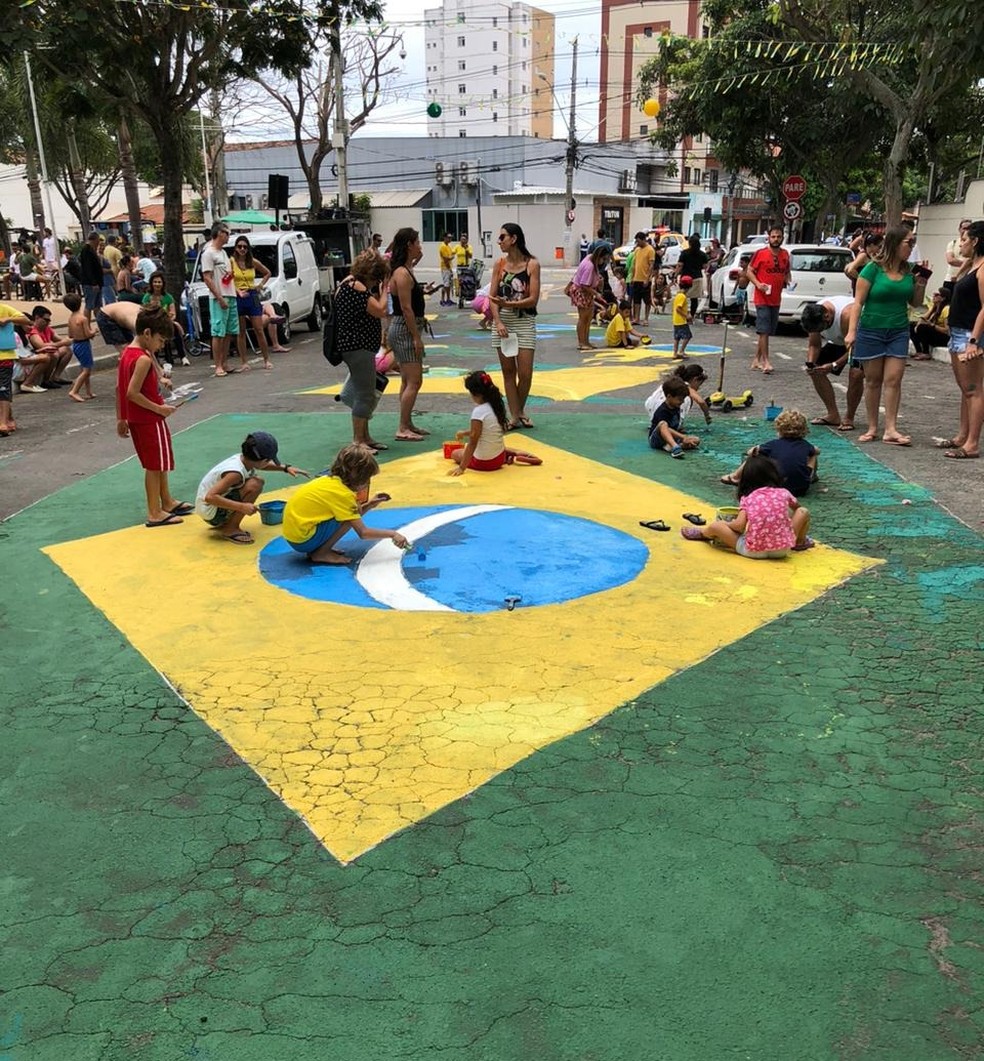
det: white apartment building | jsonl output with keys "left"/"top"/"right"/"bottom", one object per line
{"left": 423, "top": 0, "right": 555, "bottom": 138}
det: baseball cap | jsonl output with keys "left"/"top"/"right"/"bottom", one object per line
{"left": 679, "top": 275, "right": 693, "bottom": 287}
{"left": 244, "top": 431, "right": 279, "bottom": 461}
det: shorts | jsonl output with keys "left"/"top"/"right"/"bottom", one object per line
{"left": 71, "top": 340, "right": 93, "bottom": 369}
{"left": 236, "top": 290, "right": 262, "bottom": 318}
{"left": 96, "top": 310, "right": 133, "bottom": 347}
{"left": 468, "top": 451, "right": 507, "bottom": 471}
{"left": 203, "top": 487, "right": 242, "bottom": 527}
{"left": 755, "top": 304, "right": 780, "bottom": 335}
{"left": 441, "top": 268, "right": 453, "bottom": 288}
{"left": 630, "top": 281, "right": 651, "bottom": 305}
{"left": 0, "top": 361, "right": 13, "bottom": 402}
{"left": 287, "top": 518, "right": 342, "bottom": 554}
{"left": 82, "top": 284, "right": 103, "bottom": 313}
{"left": 388, "top": 316, "right": 425, "bottom": 364}
{"left": 949, "top": 326, "right": 974, "bottom": 355}
{"left": 492, "top": 306, "right": 537, "bottom": 353}
{"left": 129, "top": 419, "right": 174, "bottom": 472}
{"left": 209, "top": 297, "right": 240, "bottom": 338}
{"left": 853, "top": 325, "right": 909, "bottom": 361}
{"left": 685, "top": 277, "right": 704, "bottom": 301}
{"left": 816, "top": 342, "right": 847, "bottom": 373}
{"left": 673, "top": 324, "right": 693, "bottom": 341}
{"left": 735, "top": 535, "right": 790, "bottom": 559}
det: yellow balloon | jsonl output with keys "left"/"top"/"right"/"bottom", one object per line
{"left": 643, "top": 98, "right": 660, "bottom": 118}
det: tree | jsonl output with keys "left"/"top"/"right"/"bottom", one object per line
{"left": 245, "top": 21, "right": 403, "bottom": 217}
{"left": 20, "top": 0, "right": 324, "bottom": 289}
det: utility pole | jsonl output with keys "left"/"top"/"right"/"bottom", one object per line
{"left": 562, "top": 37, "right": 579, "bottom": 267}
{"left": 330, "top": 0, "right": 349, "bottom": 213}
{"left": 24, "top": 54, "right": 64, "bottom": 293}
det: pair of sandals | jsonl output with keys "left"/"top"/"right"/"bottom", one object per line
{"left": 507, "top": 416, "right": 534, "bottom": 430}
{"left": 639, "top": 513, "right": 705, "bottom": 533}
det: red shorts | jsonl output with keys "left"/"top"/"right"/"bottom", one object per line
{"left": 468, "top": 451, "right": 506, "bottom": 472}
{"left": 129, "top": 419, "right": 174, "bottom": 471}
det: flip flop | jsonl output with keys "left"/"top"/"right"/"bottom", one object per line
{"left": 394, "top": 432, "right": 426, "bottom": 442}
{"left": 508, "top": 453, "right": 543, "bottom": 465}
{"left": 166, "top": 502, "right": 194, "bottom": 516}
{"left": 882, "top": 436, "right": 912, "bottom": 447}
{"left": 837, "top": 423, "right": 856, "bottom": 432}
{"left": 857, "top": 433, "right": 877, "bottom": 443}
{"left": 933, "top": 437, "right": 963, "bottom": 449}
{"left": 682, "top": 513, "right": 706, "bottom": 525}
{"left": 223, "top": 531, "right": 254, "bottom": 544}
{"left": 810, "top": 417, "right": 841, "bottom": 426}
{"left": 720, "top": 474, "right": 739, "bottom": 486}
{"left": 792, "top": 537, "right": 816, "bottom": 552}
{"left": 943, "top": 448, "right": 980, "bottom": 459}
{"left": 680, "top": 526, "right": 706, "bottom": 541}
{"left": 639, "top": 520, "right": 671, "bottom": 532}
{"left": 145, "top": 514, "right": 182, "bottom": 528}
{"left": 518, "top": 416, "right": 534, "bottom": 429}
{"left": 367, "top": 441, "right": 389, "bottom": 451}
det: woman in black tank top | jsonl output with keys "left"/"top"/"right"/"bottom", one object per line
{"left": 939, "top": 220, "right": 984, "bottom": 459}
{"left": 387, "top": 227, "right": 430, "bottom": 441}
{"left": 489, "top": 222, "right": 541, "bottom": 429}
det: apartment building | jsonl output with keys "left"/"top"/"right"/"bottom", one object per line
{"left": 423, "top": 0, "right": 554, "bottom": 138}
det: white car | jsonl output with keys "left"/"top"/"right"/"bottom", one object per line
{"left": 188, "top": 230, "right": 324, "bottom": 342}
{"left": 708, "top": 243, "right": 854, "bottom": 325}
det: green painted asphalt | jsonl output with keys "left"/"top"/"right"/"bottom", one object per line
{"left": 2, "top": 316, "right": 983, "bottom": 1059}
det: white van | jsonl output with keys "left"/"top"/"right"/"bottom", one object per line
{"left": 189, "top": 230, "right": 323, "bottom": 342}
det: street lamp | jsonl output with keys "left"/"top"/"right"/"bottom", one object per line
{"left": 537, "top": 36, "right": 579, "bottom": 266}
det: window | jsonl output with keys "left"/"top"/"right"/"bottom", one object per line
{"left": 522, "top": 60, "right": 527, "bottom": 70}
{"left": 459, "top": 107, "right": 467, "bottom": 116}
{"left": 707, "top": 169, "right": 719, "bottom": 192}
{"left": 492, "top": 88, "right": 498, "bottom": 99}
{"left": 422, "top": 210, "right": 470, "bottom": 242}
{"left": 459, "top": 130, "right": 467, "bottom": 137}
{"left": 458, "top": 83, "right": 466, "bottom": 94}
{"left": 523, "top": 37, "right": 528, "bottom": 47}
{"left": 458, "top": 60, "right": 466, "bottom": 70}
{"left": 682, "top": 167, "right": 692, "bottom": 185}
{"left": 789, "top": 250, "right": 852, "bottom": 272}
{"left": 493, "top": 112, "right": 499, "bottom": 122}
{"left": 457, "top": 35, "right": 465, "bottom": 46}
{"left": 492, "top": 65, "right": 498, "bottom": 75}
{"left": 693, "top": 168, "right": 702, "bottom": 185}
{"left": 492, "top": 16, "right": 498, "bottom": 26}
{"left": 492, "top": 40, "right": 498, "bottom": 51}
{"left": 639, "top": 124, "right": 648, "bottom": 136}
{"left": 282, "top": 242, "right": 297, "bottom": 280}
{"left": 644, "top": 26, "right": 652, "bottom": 37}
{"left": 457, "top": 12, "right": 464, "bottom": 21}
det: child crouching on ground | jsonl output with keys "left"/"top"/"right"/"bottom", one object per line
{"left": 648, "top": 376, "right": 701, "bottom": 458}
{"left": 720, "top": 408, "right": 819, "bottom": 497}
{"left": 682, "top": 454, "right": 814, "bottom": 556}
{"left": 282, "top": 443, "right": 407, "bottom": 564}
{"left": 605, "top": 300, "right": 644, "bottom": 348}
{"left": 446, "top": 370, "right": 542, "bottom": 475}
{"left": 194, "top": 431, "right": 309, "bottom": 545}
{"left": 652, "top": 271, "right": 670, "bottom": 314}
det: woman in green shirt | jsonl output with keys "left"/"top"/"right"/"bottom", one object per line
{"left": 142, "top": 272, "right": 189, "bottom": 366}
{"left": 844, "top": 226, "right": 928, "bottom": 446}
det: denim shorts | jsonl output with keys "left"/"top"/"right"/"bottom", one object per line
{"left": 287, "top": 518, "right": 341, "bottom": 554}
{"left": 755, "top": 304, "right": 780, "bottom": 335}
{"left": 673, "top": 324, "right": 692, "bottom": 341}
{"left": 853, "top": 326, "right": 909, "bottom": 361}
{"left": 949, "top": 326, "right": 973, "bottom": 355}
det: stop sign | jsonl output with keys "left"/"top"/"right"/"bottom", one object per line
{"left": 782, "top": 174, "right": 807, "bottom": 201}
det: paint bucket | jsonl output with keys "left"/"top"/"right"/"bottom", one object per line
{"left": 716, "top": 505, "right": 740, "bottom": 523}
{"left": 765, "top": 404, "right": 782, "bottom": 421}
{"left": 443, "top": 440, "right": 464, "bottom": 459}
{"left": 258, "top": 500, "right": 286, "bottom": 525}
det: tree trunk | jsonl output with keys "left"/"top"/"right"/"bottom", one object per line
{"left": 208, "top": 90, "right": 228, "bottom": 219}
{"left": 883, "top": 115, "right": 915, "bottom": 225}
{"left": 118, "top": 116, "right": 145, "bottom": 248}
{"left": 66, "top": 127, "right": 93, "bottom": 237}
{"left": 160, "top": 143, "right": 187, "bottom": 296}
{"left": 23, "top": 143, "right": 45, "bottom": 232}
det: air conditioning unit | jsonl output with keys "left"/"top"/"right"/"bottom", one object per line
{"left": 244, "top": 194, "right": 254, "bottom": 208}
{"left": 459, "top": 160, "right": 478, "bottom": 185}
{"left": 259, "top": 193, "right": 269, "bottom": 209}
{"left": 617, "top": 169, "right": 637, "bottom": 194}
{"left": 435, "top": 162, "right": 453, "bottom": 187}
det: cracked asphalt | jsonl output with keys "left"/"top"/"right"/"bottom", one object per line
{"left": 2, "top": 269, "right": 982, "bottom": 1060}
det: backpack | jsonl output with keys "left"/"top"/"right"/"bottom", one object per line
{"left": 321, "top": 289, "right": 343, "bottom": 365}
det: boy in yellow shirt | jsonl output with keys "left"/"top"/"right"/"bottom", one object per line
{"left": 672, "top": 275, "right": 694, "bottom": 359}
{"left": 1, "top": 302, "right": 33, "bottom": 434}
{"left": 604, "top": 301, "right": 644, "bottom": 348}
{"left": 438, "top": 234, "right": 455, "bottom": 306}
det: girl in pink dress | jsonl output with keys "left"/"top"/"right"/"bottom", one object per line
{"left": 681, "top": 455, "right": 814, "bottom": 557}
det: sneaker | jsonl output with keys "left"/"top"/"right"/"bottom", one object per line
{"left": 667, "top": 444, "right": 684, "bottom": 459}
{"left": 19, "top": 384, "right": 47, "bottom": 394}
{"left": 40, "top": 381, "right": 61, "bottom": 389}
{"left": 180, "top": 357, "right": 191, "bottom": 366}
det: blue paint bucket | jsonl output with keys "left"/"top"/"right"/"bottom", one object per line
{"left": 258, "top": 500, "right": 286, "bottom": 526}
{"left": 765, "top": 405, "right": 782, "bottom": 421}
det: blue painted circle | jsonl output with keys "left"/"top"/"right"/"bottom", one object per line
{"left": 258, "top": 505, "right": 647, "bottom": 612}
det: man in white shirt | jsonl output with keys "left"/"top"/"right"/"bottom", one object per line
{"left": 200, "top": 222, "right": 239, "bottom": 376}
{"left": 801, "top": 297, "right": 864, "bottom": 430}
{"left": 944, "top": 219, "right": 971, "bottom": 292}
{"left": 42, "top": 227, "right": 58, "bottom": 265}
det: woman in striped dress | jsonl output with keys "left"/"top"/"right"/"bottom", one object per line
{"left": 489, "top": 223, "right": 541, "bottom": 429}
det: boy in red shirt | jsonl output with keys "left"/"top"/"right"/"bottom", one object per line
{"left": 116, "top": 306, "right": 192, "bottom": 527}
{"left": 747, "top": 226, "right": 791, "bottom": 374}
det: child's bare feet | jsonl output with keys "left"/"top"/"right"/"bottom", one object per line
{"left": 69, "top": 391, "right": 86, "bottom": 403}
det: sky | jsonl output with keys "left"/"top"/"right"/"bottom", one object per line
{"left": 367, "top": 0, "right": 603, "bottom": 140}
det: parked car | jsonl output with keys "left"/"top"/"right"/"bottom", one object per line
{"left": 188, "top": 230, "right": 324, "bottom": 343}
{"left": 707, "top": 243, "right": 854, "bottom": 324}
{"left": 612, "top": 231, "right": 686, "bottom": 268}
